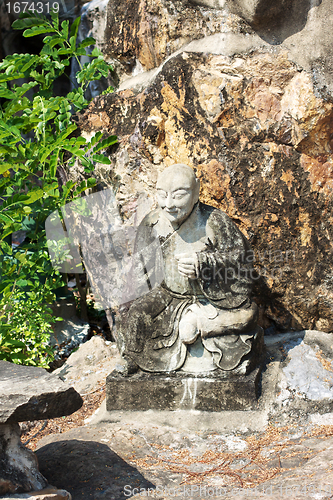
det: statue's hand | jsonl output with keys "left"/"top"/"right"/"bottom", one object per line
{"left": 175, "top": 253, "right": 198, "bottom": 279}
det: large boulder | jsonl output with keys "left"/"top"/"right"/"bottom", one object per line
{"left": 0, "top": 361, "right": 83, "bottom": 424}
{"left": 68, "top": 0, "right": 333, "bottom": 333}
{"left": 76, "top": 44, "right": 333, "bottom": 332}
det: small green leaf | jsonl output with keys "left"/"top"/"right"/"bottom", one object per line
{"left": 12, "top": 17, "right": 46, "bottom": 30}
{"left": 91, "top": 154, "right": 111, "bottom": 164}
{"left": 70, "top": 16, "right": 80, "bottom": 38}
{"left": 25, "top": 189, "right": 44, "bottom": 204}
{"left": 48, "top": 37, "right": 66, "bottom": 49}
{"left": 49, "top": 150, "right": 59, "bottom": 178}
{"left": 16, "top": 279, "right": 28, "bottom": 287}
{"left": 0, "top": 163, "right": 12, "bottom": 175}
{"left": 78, "top": 37, "right": 96, "bottom": 50}
{"left": 23, "top": 26, "right": 56, "bottom": 38}
{"left": 0, "top": 87, "right": 15, "bottom": 99}
{"left": 61, "top": 20, "right": 69, "bottom": 40}
{"left": 92, "top": 135, "right": 118, "bottom": 152}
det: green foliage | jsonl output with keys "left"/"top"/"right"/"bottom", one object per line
{"left": 0, "top": 12, "right": 117, "bottom": 366}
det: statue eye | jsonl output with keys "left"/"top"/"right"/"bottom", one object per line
{"left": 157, "top": 190, "right": 167, "bottom": 199}
{"left": 173, "top": 191, "right": 188, "bottom": 200}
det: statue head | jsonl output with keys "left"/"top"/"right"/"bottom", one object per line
{"left": 156, "top": 164, "right": 200, "bottom": 226}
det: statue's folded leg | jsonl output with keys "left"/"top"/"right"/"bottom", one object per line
{"left": 178, "top": 310, "right": 200, "bottom": 344}
{"left": 179, "top": 301, "right": 260, "bottom": 371}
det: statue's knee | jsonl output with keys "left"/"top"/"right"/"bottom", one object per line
{"left": 179, "top": 313, "right": 198, "bottom": 343}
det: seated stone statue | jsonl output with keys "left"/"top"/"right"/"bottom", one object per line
{"left": 116, "top": 164, "right": 263, "bottom": 375}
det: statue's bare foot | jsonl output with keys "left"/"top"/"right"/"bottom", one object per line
{"left": 115, "top": 356, "right": 139, "bottom": 376}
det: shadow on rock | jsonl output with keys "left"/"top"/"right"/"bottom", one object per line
{"left": 36, "top": 439, "right": 155, "bottom": 500}
{"left": 230, "top": 0, "right": 323, "bottom": 45}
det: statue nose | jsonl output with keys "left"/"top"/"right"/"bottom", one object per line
{"left": 165, "top": 195, "right": 175, "bottom": 208}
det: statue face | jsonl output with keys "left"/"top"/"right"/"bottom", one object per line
{"left": 156, "top": 167, "right": 199, "bottom": 226}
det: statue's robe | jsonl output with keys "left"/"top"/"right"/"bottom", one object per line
{"left": 117, "top": 202, "right": 259, "bottom": 372}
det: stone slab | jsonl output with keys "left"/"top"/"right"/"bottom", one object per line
{"left": 0, "top": 361, "right": 83, "bottom": 424}
{"left": 106, "top": 366, "right": 262, "bottom": 411}
{"left": 89, "top": 400, "right": 269, "bottom": 432}
{"left": 0, "top": 487, "right": 71, "bottom": 500}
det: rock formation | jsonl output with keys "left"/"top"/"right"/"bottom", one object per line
{"left": 0, "top": 361, "right": 82, "bottom": 496}
{"left": 72, "top": 0, "right": 333, "bottom": 333}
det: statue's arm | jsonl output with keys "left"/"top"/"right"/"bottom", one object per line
{"left": 195, "top": 210, "right": 254, "bottom": 306}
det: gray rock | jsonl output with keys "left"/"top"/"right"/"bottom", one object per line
{"left": 35, "top": 408, "right": 333, "bottom": 500}
{"left": 283, "top": 341, "right": 333, "bottom": 400}
{"left": 265, "top": 330, "right": 333, "bottom": 425}
{"left": 53, "top": 336, "right": 121, "bottom": 395}
{"left": 0, "top": 424, "right": 47, "bottom": 496}
{"left": 0, "top": 361, "right": 83, "bottom": 424}
{"left": 0, "top": 486, "right": 71, "bottom": 500}
{"left": 50, "top": 317, "right": 90, "bottom": 360}
{"left": 0, "top": 362, "right": 83, "bottom": 496}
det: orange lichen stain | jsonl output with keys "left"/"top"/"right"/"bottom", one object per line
{"left": 196, "top": 160, "right": 237, "bottom": 217}
{"left": 161, "top": 78, "right": 189, "bottom": 120}
{"left": 164, "top": 118, "right": 192, "bottom": 166}
{"left": 239, "top": 135, "right": 249, "bottom": 151}
{"left": 300, "top": 154, "right": 333, "bottom": 197}
{"left": 280, "top": 170, "right": 295, "bottom": 191}
{"left": 214, "top": 108, "right": 235, "bottom": 127}
{"left": 89, "top": 112, "right": 110, "bottom": 129}
{"left": 283, "top": 217, "right": 290, "bottom": 228}
{"left": 147, "top": 106, "right": 192, "bottom": 165}
{"left": 118, "top": 89, "right": 135, "bottom": 99}
{"left": 269, "top": 226, "right": 282, "bottom": 237}
{"left": 264, "top": 213, "right": 278, "bottom": 222}
{"left": 316, "top": 350, "right": 333, "bottom": 372}
{"left": 297, "top": 208, "right": 312, "bottom": 246}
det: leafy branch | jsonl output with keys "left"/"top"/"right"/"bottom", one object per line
{"left": 0, "top": 11, "right": 117, "bottom": 366}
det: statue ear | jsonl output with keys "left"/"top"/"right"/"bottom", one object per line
{"left": 195, "top": 178, "right": 200, "bottom": 201}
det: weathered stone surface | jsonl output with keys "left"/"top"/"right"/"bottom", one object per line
{"left": 77, "top": 47, "right": 333, "bottom": 332}
{"left": 104, "top": 0, "right": 233, "bottom": 77}
{"left": 0, "top": 363, "right": 83, "bottom": 496}
{"left": 0, "top": 423, "right": 47, "bottom": 496}
{"left": 226, "top": 0, "right": 312, "bottom": 36}
{"left": 13, "top": 329, "right": 333, "bottom": 499}
{"left": 82, "top": 0, "right": 333, "bottom": 95}
{"left": 50, "top": 316, "right": 90, "bottom": 360}
{"left": 0, "top": 487, "right": 71, "bottom": 500}
{"left": 106, "top": 364, "right": 262, "bottom": 411}
{"left": 265, "top": 330, "right": 333, "bottom": 424}
{"left": 35, "top": 409, "right": 333, "bottom": 500}
{"left": 0, "top": 361, "right": 83, "bottom": 424}
{"left": 54, "top": 336, "right": 121, "bottom": 395}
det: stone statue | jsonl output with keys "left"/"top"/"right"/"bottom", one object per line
{"left": 116, "top": 164, "right": 263, "bottom": 375}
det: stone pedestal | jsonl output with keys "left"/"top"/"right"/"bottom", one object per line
{"left": 106, "top": 365, "right": 262, "bottom": 411}
{"left": 0, "top": 424, "right": 47, "bottom": 496}
{"left": 0, "top": 361, "right": 83, "bottom": 496}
